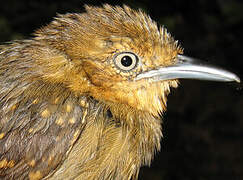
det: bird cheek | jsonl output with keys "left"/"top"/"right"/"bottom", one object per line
{"left": 82, "top": 61, "right": 121, "bottom": 88}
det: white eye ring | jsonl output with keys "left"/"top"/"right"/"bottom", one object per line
{"left": 113, "top": 52, "right": 139, "bottom": 72}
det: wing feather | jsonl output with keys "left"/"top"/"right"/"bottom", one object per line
{"left": 0, "top": 84, "right": 89, "bottom": 179}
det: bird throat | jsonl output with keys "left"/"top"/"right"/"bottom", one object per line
{"left": 130, "top": 80, "right": 178, "bottom": 115}
{"left": 89, "top": 79, "right": 178, "bottom": 117}
{"left": 104, "top": 79, "right": 179, "bottom": 117}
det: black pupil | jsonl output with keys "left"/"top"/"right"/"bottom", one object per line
{"left": 121, "top": 56, "right": 133, "bottom": 67}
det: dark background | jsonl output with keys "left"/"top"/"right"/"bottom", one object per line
{"left": 0, "top": 0, "right": 242, "bottom": 179}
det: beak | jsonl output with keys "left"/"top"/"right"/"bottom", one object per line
{"left": 135, "top": 55, "right": 240, "bottom": 83}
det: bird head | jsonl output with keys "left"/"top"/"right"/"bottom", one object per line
{"left": 33, "top": 4, "right": 240, "bottom": 116}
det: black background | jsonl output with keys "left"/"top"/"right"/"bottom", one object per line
{"left": 0, "top": 0, "right": 242, "bottom": 179}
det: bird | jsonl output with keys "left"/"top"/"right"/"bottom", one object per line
{"left": 0, "top": 4, "right": 240, "bottom": 180}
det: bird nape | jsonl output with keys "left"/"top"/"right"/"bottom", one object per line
{"left": 0, "top": 4, "right": 240, "bottom": 180}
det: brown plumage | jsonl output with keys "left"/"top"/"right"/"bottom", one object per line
{"left": 0, "top": 4, "right": 239, "bottom": 180}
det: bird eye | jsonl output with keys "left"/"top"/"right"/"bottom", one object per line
{"left": 113, "top": 52, "right": 139, "bottom": 71}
